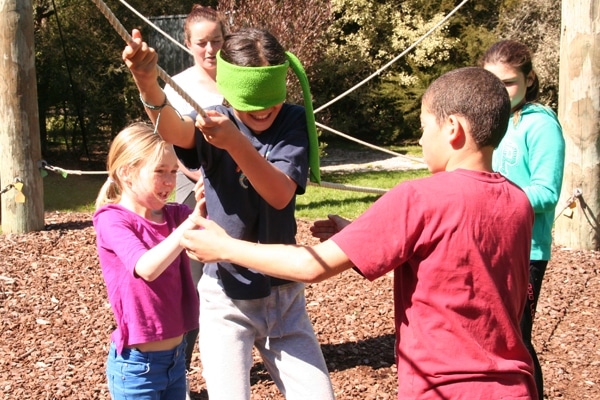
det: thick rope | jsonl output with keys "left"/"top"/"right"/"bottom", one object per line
{"left": 313, "top": 0, "right": 470, "bottom": 114}
{"left": 118, "top": 0, "right": 192, "bottom": 57}
{"left": 39, "top": 160, "right": 107, "bottom": 176}
{"left": 316, "top": 122, "right": 426, "bottom": 166}
{"left": 87, "top": 0, "right": 431, "bottom": 195}
{"left": 90, "top": 0, "right": 207, "bottom": 117}
{"left": 307, "top": 180, "right": 387, "bottom": 194}
{"left": 38, "top": 160, "right": 391, "bottom": 195}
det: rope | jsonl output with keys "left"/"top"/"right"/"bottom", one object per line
{"left": 37, "top": 159, "right": 391, "bottom": 195}
{"left": 94, "top": 0, "right": 428, "bottom": 168}
{"left": 316, "top": 122, "right": 426, "bottom": 166}
{"left": 38, "top": 160, "right": 108, "bottom": 177}
{"left": 90, "top": 0, "right": 207, "bottom": 118}
{"left": 117, "top": 0, "right": 192, "bottom": 57}
{"left": 314, "top": 0, "right": 470, "bottom": 114}
{"left": 0, "top": 183, "right": 16, "bottom": 196}
{"left": 307, "top": 180, "right": 387, "bottom": 195}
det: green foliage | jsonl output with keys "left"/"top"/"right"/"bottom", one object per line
{"left": 31, "top": 0, "right": 563, "bottom": 159}
{"left": 312, "top": 0, "right": 469, "bottom": 145}
{"left": 34, "top": 0, "right": 145, "bottom": 161}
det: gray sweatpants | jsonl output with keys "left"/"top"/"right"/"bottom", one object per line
{"left": 198, "top": 274, "right": 335, "bottom": 400}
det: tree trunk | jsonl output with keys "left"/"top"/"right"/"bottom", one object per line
{"left": 0, "top": 0, "right": 44, "bottom": 233}
{"left": 554, "top": 0, "right": 600, "bottom": 250}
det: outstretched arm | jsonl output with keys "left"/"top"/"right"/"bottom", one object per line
{"left": 181, "top": 215, "right": 354, "bottom": 282}
{"left": 122, "top": 29, "right": 196, "bottom": 149}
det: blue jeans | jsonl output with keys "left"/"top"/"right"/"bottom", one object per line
{"left": 106, "top": 340, "right": 187, "bottom": 400}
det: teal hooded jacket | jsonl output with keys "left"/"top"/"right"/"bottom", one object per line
{"left": 492, "top": 103, "right": 565, "bottom": 261}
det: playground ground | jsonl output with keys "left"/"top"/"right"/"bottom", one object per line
{"left": 0, "top": 147, "right": 598, "bottom": 399}
{"left": 0, "top": 210, "right": 598, "bottom": 399}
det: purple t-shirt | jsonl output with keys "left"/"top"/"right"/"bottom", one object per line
{"left": 93, "top": 203, "right": 199, "bottom": 354}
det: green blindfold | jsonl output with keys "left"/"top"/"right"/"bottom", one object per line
{"left": 216, "top": 51, "right": 321, "bottom": 184}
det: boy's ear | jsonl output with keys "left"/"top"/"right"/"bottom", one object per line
{"left": 446, "top": 115, "right": 467, "bottom": 149}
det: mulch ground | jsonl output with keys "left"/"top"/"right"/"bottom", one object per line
{"left": 1, "top": 211, "right": 598, "bottom": 399}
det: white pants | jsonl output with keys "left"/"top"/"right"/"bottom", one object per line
{"left": 198, "top": 274, "right": 335, "bottom": 400}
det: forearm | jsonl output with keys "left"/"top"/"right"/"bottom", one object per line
{"left": 227, "top": 140, "right": 296, "bottom": 209}
{"left": 524, "top": 156, "right": 564, "bottom": 212}
{"left": 123, "top": 29, "right": 196, "bottom": 149}
{"left": 182, "top": 224, "right": 353, "bottom": 282}
{"left": 524, "top": 116, "right": 565, "bottom": 212}
{"left": 138, "top": 93, "right": 197, "bottom": 149}
{"left": 135, "top": 217, "right": 196, "bottom": 281}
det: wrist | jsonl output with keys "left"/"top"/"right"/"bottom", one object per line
{"left": 140, "top": 92, "right": 168, "bottom": 111}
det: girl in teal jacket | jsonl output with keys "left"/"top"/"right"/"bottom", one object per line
{"left": 481, "top": 39, "right": 565, "bottom": 400}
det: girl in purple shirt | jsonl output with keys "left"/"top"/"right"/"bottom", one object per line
{"left": 93, "top": 122, "right": 202, "bottom": 399}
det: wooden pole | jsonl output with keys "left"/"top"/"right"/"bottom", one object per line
{"left": 554, "top": 0, "right": 600, "bottom": 250}
{"left": 0, "top": 0, "right": 44, "bottom": 233}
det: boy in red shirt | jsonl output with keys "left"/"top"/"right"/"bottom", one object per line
{"left": 182, "top": 67, "right": 537, "bottom": 399}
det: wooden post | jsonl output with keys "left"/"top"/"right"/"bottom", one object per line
{"left": 0, "top": 0, "right": 45, "bottom": 233}
{"left": 554, "top": 0, "right": 600, "bottom": 250}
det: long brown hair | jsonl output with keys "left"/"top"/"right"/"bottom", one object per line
{"left": 479, "top": 40, "right": 540, "bottom": 118}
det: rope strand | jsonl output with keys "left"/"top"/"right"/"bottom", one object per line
{"left": 117, "top": 0, "right": 193, "bottom": 56}
{"left": 313, "top": 0, "right": 470, "bottom": 114}
{"left": 89, "top": 0, "right": 207, "bottom": 118}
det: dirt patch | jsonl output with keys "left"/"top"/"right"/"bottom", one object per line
{"left": 320, "top": 147, "right": 426, "bottom": 173}
{"left": 1, "top": 211, "right": 598, "bottom": 399}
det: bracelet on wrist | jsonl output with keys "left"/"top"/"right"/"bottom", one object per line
{"left": 139, "top": 93, "right": 168, "bottom": 111}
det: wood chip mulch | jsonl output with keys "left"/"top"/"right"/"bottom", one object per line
{"left": 1, "top": 212, "right": 598, "bottom": 399}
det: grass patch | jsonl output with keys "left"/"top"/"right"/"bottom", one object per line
{"left": 296, "top": 168, "right": 430, "bottom": 220}
{"left": 43, "top": 173, "right": 106, "bottom": 213}
{"left": 42, "top": 167, "right": 431, "bottom": 219}
{"left": 42, "top": 137, "right": 430, "bottom": 220}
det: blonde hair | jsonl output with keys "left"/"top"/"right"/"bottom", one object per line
{"left": 95, "top": 122, "right": 171, "bottom": 209}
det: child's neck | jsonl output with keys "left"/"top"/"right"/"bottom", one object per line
{"left": 446, "top": 147, "right": 494, "bottom": 173}
{"left": 119, "top": 198, "right": 165, "bottom": 223}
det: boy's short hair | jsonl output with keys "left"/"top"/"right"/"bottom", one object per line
{"left": 423, "top": 67, "right": 510, "bottom": 148}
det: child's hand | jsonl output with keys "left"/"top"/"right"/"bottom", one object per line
{"left": 181, "top": 216, "right": 230, "bottom": 263}
{"left": 122, "top": 29, "right": 158, "bottom": 84}
{"left": 191, "top": 194, "right": 207, "bottom": 219}
{"left": 195, "top": 110, "right": 241, "bottom": 150}
{"left": 193, "top": 179, "right": 206, "bottom": 213}
{"left": 310, "top": 214, "right": 351, "bottom": 242}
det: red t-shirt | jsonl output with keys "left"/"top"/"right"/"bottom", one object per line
{"left": 333, "top": 169, "right": 537, "bottom": 399}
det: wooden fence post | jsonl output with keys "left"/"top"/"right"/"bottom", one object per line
{"left": 0, "top": 0, "right": 45, "bottom": 233}
{"left": 554, "top": 0, "right": 600, "bottom": 250}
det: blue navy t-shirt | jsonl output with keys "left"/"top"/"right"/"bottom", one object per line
{"left": 175, "top": 103, "right": 309, "bottom": 300}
